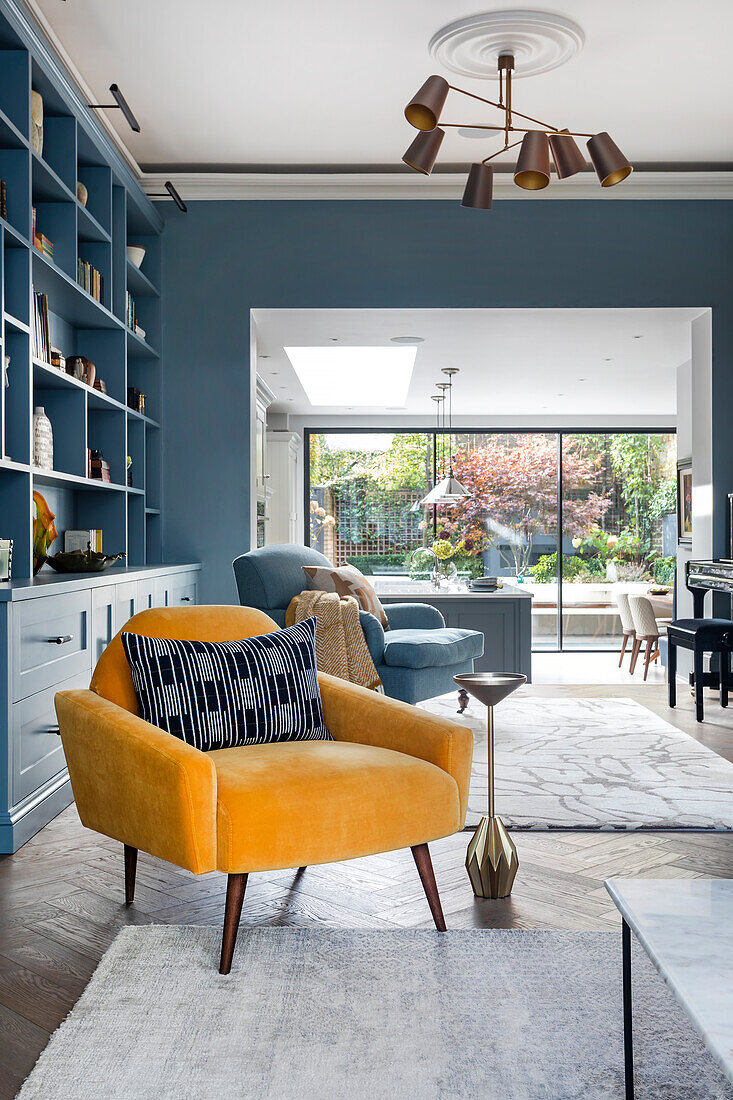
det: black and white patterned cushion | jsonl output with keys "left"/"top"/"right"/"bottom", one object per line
{"left": 120, "top": 618, "right": 332, "bottom": 751}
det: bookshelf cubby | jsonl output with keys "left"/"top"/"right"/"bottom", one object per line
{"left": 0, "top": 4, "right": 163, "bottom": 575}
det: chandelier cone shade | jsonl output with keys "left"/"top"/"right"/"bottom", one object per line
{"left": 461, "top": 163, "right": 493, "bottom": 209}
{"left": 404, "top": 75, "right": 450, "bottom": 131}
{"left": 401, "top": 43, "right": 632, "bottom": 211}
{"left": 587, "top": 132, "right": 633, "bottom": 187}
{"left": 422, "top": 474, "right": 470, "bottom": 506}
{"left": 514, "top": 130, "right": 551, "bottom": 190}
{"left": 402, "top": 127, "right": 445, "bottom": 175}
{"left": 548, "top": 129, "right": 586, "bottom": 179}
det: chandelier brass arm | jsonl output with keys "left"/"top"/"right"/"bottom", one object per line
{"left": 402, "top": 52, "right": 632, "bottom": 209}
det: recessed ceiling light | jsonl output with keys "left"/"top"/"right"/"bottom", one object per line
{"left": 260, "top": 354, "right": 270, "bottom": 359}
{"left": 390, "top": 335, "right": 424, "bottom": 345}
{"left": 578, "top": 377, "right": 585, "bottom": 382}
{"left": 283, "top": 346, "right": 416, "bottom": 406}
{"left": 634, "top": 334, "right": 643, "bottom": 339}
{"left": 604, "top": 357, "right": 613, "bottom": 362}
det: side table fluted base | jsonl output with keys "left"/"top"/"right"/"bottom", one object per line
{"left": 465, "top": 814, "right": 519, "bottom": 899}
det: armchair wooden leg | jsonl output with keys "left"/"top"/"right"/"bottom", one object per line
{"left": 411, "top": 843, "right": 446, "bottom": 932}
{"left": 124, "top": 844, "right": 137, "bottom": 906}
{"left": 219, "top": 873, "right": 248, "bottom": 975}
{"left": 618, "top": 632, "right": 630, "bottom": 668}
{"left": 457, "top": 689, "right": 469, "bottom": 715}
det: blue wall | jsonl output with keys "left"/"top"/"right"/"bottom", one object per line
{"left": 159, "top": 199, "right": 733, "bottom": 604}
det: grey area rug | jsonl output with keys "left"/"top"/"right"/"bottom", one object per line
{"left": 420, "top": 695, "right": 733, "bottom": 830}
{"left": 18, "top": 927, "right": 733, "bottom": 1100}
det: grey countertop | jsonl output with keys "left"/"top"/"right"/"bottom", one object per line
{"left": 372, "top": 580, "right": 533, "bottom": 601}
{"left": 0, "top": 562, "right": 201, "bottom": 602}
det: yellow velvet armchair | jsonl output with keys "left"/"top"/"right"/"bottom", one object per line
{"left": 55, "top": 606, "right": 473, "bottom": 972}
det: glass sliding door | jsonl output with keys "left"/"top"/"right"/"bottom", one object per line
{"left": 306, "top": 428, "right": 676, "bottom": 650}
{"left": 445, "top": 433, "right": 559, "bottom": 650}
{"left": 560, "top": 432, "right": 677, "bottom": 649}
{"left": 307, "top": 432, "right": 433, "bottom": 574}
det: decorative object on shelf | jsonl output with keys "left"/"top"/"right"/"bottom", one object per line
{"left": 677, "top": 459, "right": 693, "bottom": 546}
{"left": 94, "top": 377, "right": 107, "bottom": 394}
{"left": 126, "top": 245, "right": 146, "bottom": 269}
{"left": 65, "top": 355, "right": 95, "bottom": 386}
{"left": 64, "top": 529, "right": 102, "bottom": 553}
{"left": 88, "top": 448, "right": 111, "bottom": 483}
{"left": 0, "top": 538, "right": 12, "bottom": 581}
{"left": 32, "top": 490, "right": 58, "bottom": 574}
{"left": 66, "top": 355, "right": 86, "bottom": 381}
{"left": 46, "top": 547, "right": 124, "bottom": 574}
{"left": 453, "top": 671, "right": 527, "bottom": 898}
{"left": 127, "top": 387, "right": 145, "bottom": 414}
{"left": 127, "top": 455, "right": 133, "bottom": 487}
{"left": 33, "top": 405, "right": 53, "bottom": 469}
{"left": 76, "top": 180, "right": 88, "bottom": 207}
{"left": 422, "top": 368, "right": 470, "bottom": 505}
{"left": 31, "top": 89, "right": 43, "bottom": 155}
{"left": 50, "top": 347, "right": 65, "bottom": 372}
{"left": 402, "top": 13, "right": 632, "bottom": 211}
{"left": 2, "top": 353, "right": 9, "bottom": 389}
{"left": 0, "top": 179, "right": 6, "bottom": 221}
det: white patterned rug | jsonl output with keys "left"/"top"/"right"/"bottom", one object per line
{"left": 420, "top": 695, "right": 733, "bottom": 830}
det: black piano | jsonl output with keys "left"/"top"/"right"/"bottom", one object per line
{"left": 686, "top": 560, "right": 733, "bottom": 618}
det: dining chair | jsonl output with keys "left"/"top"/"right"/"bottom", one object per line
{"left": 615, "top": 592, "right": 636, "bottom": 668}
{"left": 628, "top": 595, "right": 667, "bottom": 680}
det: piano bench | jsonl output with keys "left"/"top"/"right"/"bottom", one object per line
{"left": 668, "top": 618, "right": 733, "bottom": 723}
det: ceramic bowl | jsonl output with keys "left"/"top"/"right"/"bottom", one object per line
{"left": 126, "top": 245, "right": 146, "bottom": 269}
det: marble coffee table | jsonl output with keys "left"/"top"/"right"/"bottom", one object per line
{"left": 606, "top": 878, "right": 733, "bottom": 1099}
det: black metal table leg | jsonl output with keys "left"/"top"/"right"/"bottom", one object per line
{"left": 623, "top": 918, "right": 635, "bottom": 1099}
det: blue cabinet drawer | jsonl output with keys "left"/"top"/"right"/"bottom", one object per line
{"left": 12, "top": 672, "right": 88, "bottom": 804}
{"left": 12, "top": 591, "right": 92, "bottom": 701}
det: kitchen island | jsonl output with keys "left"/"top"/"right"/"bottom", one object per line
{"left": 372, "top": 578, "right": 533, "bottom": 682}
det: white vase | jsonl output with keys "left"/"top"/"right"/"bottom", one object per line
{"left": 33, "top": 406, "right": 53, "bottom": 469}
{"left": 31, "top": 90, "right": 43, "bottom": 156}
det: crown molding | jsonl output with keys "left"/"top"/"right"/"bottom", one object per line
{"left": 139, "top": 170, "right": 733, "bottom": 202}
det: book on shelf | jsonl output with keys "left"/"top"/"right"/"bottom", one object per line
{"left": 31, "top": 290, "right": 51, "bottom": 364}
{"left": 64, "top": 529, "right": 102, "bottom": 553}
{"left": 77, "top": 259, "right": 104, "bottom": 304}
{"left": 125, "top": 291, "right": 137, "bottom": 332}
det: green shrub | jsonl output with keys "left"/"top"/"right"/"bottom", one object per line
{"left": 346, "top": 554, "right": 405, "bottom": 576}
{"left": 653, "top": 556, "right": 676, "bottom": 586}
{"left": 530, "top": 552, "right": 584, "bottom": 583}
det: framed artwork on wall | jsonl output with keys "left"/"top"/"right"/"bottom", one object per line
{"left": 677, "top": 460, "right": 693, "bottom": 546}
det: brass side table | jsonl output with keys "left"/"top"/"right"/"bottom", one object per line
{"left": 454, "top": 672, "right": 526, "bottom": 899}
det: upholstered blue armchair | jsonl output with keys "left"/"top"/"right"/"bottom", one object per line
{"left": 232, "top": 544, "right": 483, "bottom": 706}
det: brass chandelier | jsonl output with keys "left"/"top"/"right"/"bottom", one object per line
{"left": 402, "top": 53, "right": 632, "bottom": 209}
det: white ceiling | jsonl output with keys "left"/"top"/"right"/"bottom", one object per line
{"left": 253, "top": 308, "right": 698, "bottom": 418}
{"left": 31, "top": 0, "right": 733, "bottom": 169}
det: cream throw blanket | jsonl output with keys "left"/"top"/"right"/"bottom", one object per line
{"left": 286, "top": 590, "right": 383, "bottom": 691}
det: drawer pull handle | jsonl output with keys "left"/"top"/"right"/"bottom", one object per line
{"left": 180, "top": 596, "right": 192, "bottom": 602}
{"left": 48, "top": 634, "right": 74, "bottom": 645}
{"left": 47, "top": 725, "right": 60, "bottom": 735}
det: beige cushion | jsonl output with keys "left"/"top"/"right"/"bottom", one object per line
{"left": 303, "top": 564, "right": 390, "bottom": 629}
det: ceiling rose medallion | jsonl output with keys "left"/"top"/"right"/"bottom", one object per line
{"left": 402, "top": 9, "right": 632, "bottom": 210}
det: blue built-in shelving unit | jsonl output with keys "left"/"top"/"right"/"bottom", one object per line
{"left": 0, "top": 0, "right": 163, "bottom": 572}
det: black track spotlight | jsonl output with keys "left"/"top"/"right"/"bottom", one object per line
{"left": 148, "top": 181, "right": 188, "bottom": 213}
{"left": 88, "top": 84, "right": 140, "bottom": 132}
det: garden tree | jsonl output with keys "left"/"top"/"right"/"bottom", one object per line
{"left": 371, "top": 434, "right": 432, "bottom": 492}
{"left": 608, "top": 433, "right": 675, "bottom": 545}
{"left": 441, "top": 434, "right": 611, "bottom": 575}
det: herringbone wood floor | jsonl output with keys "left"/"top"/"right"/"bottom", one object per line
{"left": 2, "top": 683, "right": 733, "bottom": 1098}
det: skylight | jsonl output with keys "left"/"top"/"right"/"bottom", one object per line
{"left": 283, "top": 346, "right": 415, "bottom": 406}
